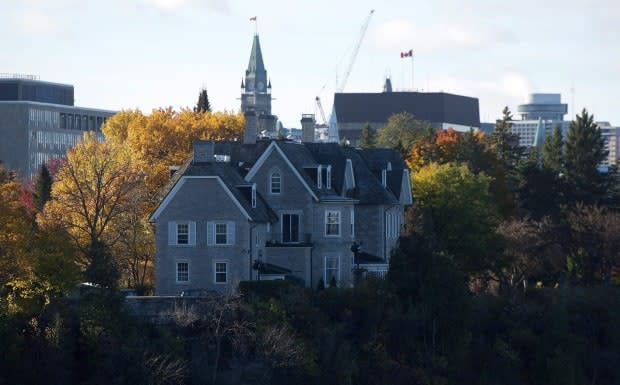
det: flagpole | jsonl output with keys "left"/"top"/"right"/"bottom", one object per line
{"left": 411, "top": 55, "right": 414, "bottom": 90}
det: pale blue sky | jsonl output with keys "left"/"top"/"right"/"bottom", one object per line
{"left": 2, "top": 0, "right": 618, "bottom": 127}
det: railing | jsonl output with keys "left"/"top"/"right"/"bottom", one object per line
{"left": 0, "top": 73, "right": 40, "bottom": 80}
{"left": 363, "top": 263, "right": 389, "bottom": 279}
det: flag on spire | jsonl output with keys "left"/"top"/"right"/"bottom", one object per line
{"left": 400, "top": 49, "right": 413, "bottom": 58}
{"left": 249, "top": 16, "right": 257, "bottom": 21}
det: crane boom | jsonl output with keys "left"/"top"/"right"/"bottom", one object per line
{"left": 315, "top": 96, "right": 328, "bottom": 126}
{"left": 337, "top": 9, "right": 374, "bottom": 93}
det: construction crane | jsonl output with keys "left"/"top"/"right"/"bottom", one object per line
{"left": 315, "top": 96, "right": 328, "bottom": 128}
{"left": 315, "top": 9, "right": 375, "bottom": 127}
{"left": 337, "top": 9, "right": 374, "bottom": 92}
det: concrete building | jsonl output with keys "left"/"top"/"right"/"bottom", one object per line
{"left": 598, "top": 122, "right": 620, "bottom": 166}
{"left": 0, "top": 74, "right": 115, "bottom": 178}
{"left": 508, "top": 93, "right": 618, "bottom": 166}
{"left": 509, "top": 93, "right": 570, "bottom": 148}
{"left": 329, "top": 78, "right": 480, "bottom": 146}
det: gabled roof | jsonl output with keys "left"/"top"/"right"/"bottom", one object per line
{"left": 340, "top": 147, "right": 400, "bottom": 205}
{"left": 150, "top": 160, "right": 276, "bottom": 223}
{"left": 334, "top": 91, "right": 480, "bottom": 127}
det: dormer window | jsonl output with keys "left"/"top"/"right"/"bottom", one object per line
{"left": 387, "top": 161, "right": 392, "bottom": 171}
{"left": 326, "top": 165, "right": 332, "bottom": 189}
{"left": 270, "top": 172, "right": 281, "bottom": 194}
{"left": 382, "top": 169, "right": 387, "bottom": 188}
{"left": 251, "top": 183, "right": 257, "bottom": 208}
{"left": 317, "top": 165, "right": 322, "bottom": 189}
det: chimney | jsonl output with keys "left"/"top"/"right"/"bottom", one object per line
{"left": 301, "top": 114, "right": 315, "bottom": 143}
{"left": 193, "top": 141, "right": 215, "bottom": 163}
{"left": 244, "top": 110, "right": 257, "bottom": 144}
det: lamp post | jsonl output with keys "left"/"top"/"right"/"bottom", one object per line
{"left": 351, "top": 242, "right": 362, "bottom": 285}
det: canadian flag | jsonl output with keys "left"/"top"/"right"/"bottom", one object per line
{"left": 249, "top": 16, "right": 257, "bottom": 21}
{"left": 400, "top": 49, "right": 413, "bottom": 58}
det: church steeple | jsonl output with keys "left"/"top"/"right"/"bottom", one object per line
{"left": 240, "top": 33, "right": 275, "bottom": 134}
{"left": 244, "top": 34, "right": 268, "bottom": 94}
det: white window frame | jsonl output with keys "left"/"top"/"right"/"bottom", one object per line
{"left": 350, "top": 208, "right": 355, "bottom": 238}
{"left": 177, "top": 223, "right": 189, "bottom": 244}
{"left": 207, "top": 221, "right": 235, "bottom": 246}
{"left": 270, "top": 172, "right": 281, "bottom": 194}
{"left": 324, "top": 256, "right": 340, "bottom": 286}
{"left": 325, "top": 210, "right": 341, "bottom": 237}
{"left": 281, "top": 213, "right": 300, "bottom": 243}
{"left": 251, "top": 183, "right": 257, "bottom": 208}
{"left": 168, "top": 221, "right": 196, "bottom": 246}
{"left": 214, "top": 261, "right": 228, "bottom": 284}
{"left": 317, "top": 165, "right": 322, "bottom": 189}
{"left": 326, "top": 165, "right": 332, "bottom": 189}
{"left": 176, "top": 260, "right": 190, "bottom": 284}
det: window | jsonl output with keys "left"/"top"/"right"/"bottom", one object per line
{"left": 214, "top": 262, "right": 227, "bottom": 284}
{"left": 207, "top": 221, "right": 235, "bottom": 245}
{"left": 324, "top": 256, "right": 340, "bottom": 286}
{"left": 177, "top": 223, "right": 189, "bottom": 244}
{"left": 317, "top": 165, "right": 322, "bottom": 188}
{"left": 168, "top": 221, "right": 196, "bottom": 246}
{"left": 350, "top": 209, "right": 355, "bottom": 238}
{"left": 215, "top": 223, "right": 227, "bottom": 244}
{"left": 251, "top": 183, "right": 257, "bottom": 208}
{"left": 282, "top": 213, "right": 299, "bottom": 243}
{"left": 326, "top": 165, "right": 332, "bottom": 189}
{"left": 176, "top": 262, "right": 189, "bottom": 283}
{"left": 325, "top": 210, "right": 341, "bottom": 236}
{"left": 270, "top": 172, "right": 281, "bottom": 194}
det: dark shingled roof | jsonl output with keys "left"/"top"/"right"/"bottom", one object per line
{"left": 159, "top": 158, "right": 276, "bottom": 223}
{"left": 334, "top": 92, "right": 480, "bottom": 128}
{"left": 155, "top": 139, "right": 408, "bottom": 221}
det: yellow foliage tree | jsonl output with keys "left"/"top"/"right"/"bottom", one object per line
{"left": 38, "top": 132, "right": 143, "bottom": 287}
{"left": 102, "top": 108, "right": 244, "bottom": 202}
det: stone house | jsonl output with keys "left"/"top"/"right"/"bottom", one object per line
{"left": 150, "top": 113, "right": 412, "bottom": 295}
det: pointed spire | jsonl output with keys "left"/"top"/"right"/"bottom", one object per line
{"left": 241, "top": 78, "right": 244, "bottom": 88}
{"left": 267, "top": 78, "right": 271, "bottom": 88}
{"left": 533, "top": 117, "right": 545, "bottom": 148}
{"left": 247, "top": 34, "right": 266, "bottom": 76}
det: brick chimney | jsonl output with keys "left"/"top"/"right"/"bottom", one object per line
{"left": 301, "top": 114, "right": 315, "bottom": 143}
{"left": 193, "top": 141, "right": 215, "bottom": 163}
{"left": 244, "top": 110, "right": 257, "bottom": 145}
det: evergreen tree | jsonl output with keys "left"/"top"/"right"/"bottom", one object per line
{"left": 194, "top": 88, "right": 211, "bottom": 112}
{"left": 33, "top": 164, "right": 52, "bottom": 212}
{"left": 564, "top": 108, "right": 608, "bottom": 204}
{"left": 543, "top": 124, "right": 564, "bottom": 172}
{"left": 491, "top": 106, "right": 523, "bottom": 169}
{"left": 359, "top": 123, "right": 376, "bottom": 148}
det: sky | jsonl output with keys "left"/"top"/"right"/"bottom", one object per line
{"left": 2, "top": 0, "right": 619, "bottom": 128}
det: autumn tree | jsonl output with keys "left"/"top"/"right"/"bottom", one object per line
{"left": 195, "top": 87, "right": 212, "bottom": 113}
{"left": 0, "top": 165, "right": 32, "bottom": 286}
{"left": 102, "top": 107, "right": 244, "bottom": 202}
{"left": 38, "top": 132, "right": 143, "bottom": 287}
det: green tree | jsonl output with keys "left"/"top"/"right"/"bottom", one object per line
{"left": 33, "top": 164, "right": 52, "bottom": 212}
{"left": 543, "top": 124, "right": 564, "bottom": 172}
{"left": 195, "top": 87, "right": 211, "bottom": 112}
{"left": 564, "top": 108, "right": 608, "bottom": 204}
{"left": 358, "top": 123, "right": 376, "bottom": 148}
{"left": 491, "top": 106, "right": 523, "bottom": 169}
{"left": 376, "top": 112, "right": 431, "bottom": 156}
{"left": 411, "top": 163, "right": 503, "bottom": 278}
